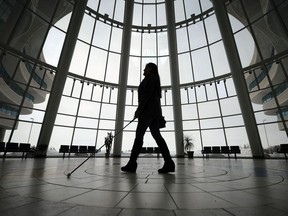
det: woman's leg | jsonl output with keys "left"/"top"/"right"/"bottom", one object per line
{"left": 149, "top": 119, "right": 175, "bottom": 173}
{"left": 121, "top": 117, "right": 151, "bottom": 172}
{"left": 130, "top": 117, "right": 151, "bottom": 160}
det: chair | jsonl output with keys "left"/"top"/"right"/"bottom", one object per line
{"left": 146, "top": 147, "right": 154, "bottom": 154}
{"left": 230, "top": 146, "right": 241, "bottom": 159}
{"left": 277, "top": 144, "right": 288, "bottom": 161}
{"left": 87, "top": 146, "right": 96, "bottom": 153}
{"left": 154, "top": 147, "right": 161, "bottom": 158}
{"left": 212, "top": 146, "right": 221, "bottom": 154}
{"left": 221, "top": 146, "right": 230, "bottom": 158}
{"left": 19, "top": 143, "right": 32, "bottom": 159}
{"left": 140, "top": 147, "right": 147, "bottom": 153}
{"left": 202, "top": 146, "right": 212, "bottom": 158}
{"left": 79, "top": 146, "right": 88, "bottom": 153}
{"left": 59, "top": 145, "right": 69, "bottom": 158}
{"left": 4, "top": 142, "right": 19, "bottom": 157}
{"left": 69, "top": 145, "right": 79, "bottom": 154}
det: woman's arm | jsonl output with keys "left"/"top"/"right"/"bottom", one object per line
{"left": 135, "top": 76, "right": 156, "bottom": 118}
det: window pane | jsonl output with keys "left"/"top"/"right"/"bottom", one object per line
{"left": 192, "top": 47, "right": 213, "bottom": 81}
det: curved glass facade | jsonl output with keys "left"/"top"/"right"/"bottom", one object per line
{"left": 0, "top": 0, "right": 287, "bottom": 157}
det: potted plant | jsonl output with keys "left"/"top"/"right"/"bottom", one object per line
{"left": 184, "top": 134, "right": 194, "bottom": 158}
{"left": 104, "top": 132, "right": 113, "bottom": 158}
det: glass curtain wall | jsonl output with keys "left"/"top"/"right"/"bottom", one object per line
{"left": 228, "top": 0, "right": 288, "bottom": 155}
{"left": 0, "top": 0, "right": 287, "bottom": 157}
{"left": 0, "top": 0, "right": 72, "bottom": 152}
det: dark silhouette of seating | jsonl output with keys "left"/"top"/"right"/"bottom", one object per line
{"left": 202, "top": 145, "right": 241, "bottom": 159}
{"left": 19, "top": 143, "right": 33, "bottom": 158}
{"left": 277, "top": 144, "right": 288, "bottom": 161}
{"left": 59, "top": 145, "right": 69, "bottom": 158}
{"left": 221, "top": 146, "right": 230, "bottom": 155}
{"left": 87, "top": 146, "right": 96, "bottom": 153}
{"left": 69, "top": 146, "right": 79, "bottom": 154}
{"left": 5, "top": 142, "right": 19, "bottom": 154}
{"left": 140, "top": 147, "right": 161, "bottom": 158}
{"left": 212, "top": 146, "right": 221, "bottom": 154}
{"left": 230, "top": 146, "right": 241, "bottom": 158}
{"left": 147, "top": 147, "right": 154, "bottom": 153}
{"left": 201, "top": 146, "right": 212, "bottom": 158}
{"left": 59, "top": 145, "right": 98, "bottom": 158}
{"left": 79, "top": 146, "right": 88, "bottom": 153}
{"left": 0, "top": 142, "right": 5, "bottom": 155}
{"left": 1, "top": 142, "right": 32, "bottom": 158}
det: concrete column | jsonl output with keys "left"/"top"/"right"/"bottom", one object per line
{"left": 36, "top": 0, "right": 88, "bottom": 157}
{"left": 165, "top": 0, "right": 184, "bottom": 157}
{"left": 212, "top": 0, "right": 264, "bottom": 158}
{"left": 113, "top": 0, "right": 134, "bottom": 157}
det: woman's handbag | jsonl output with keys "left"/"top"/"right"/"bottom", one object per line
{"left": 159, "top": 116, "right": 166, "bottom": 128}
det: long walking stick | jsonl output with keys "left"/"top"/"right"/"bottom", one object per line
{"left": 66, "top": 118, "right": 135, "bottom": 178}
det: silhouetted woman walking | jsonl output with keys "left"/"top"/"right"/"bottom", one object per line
{"left": 121, "top": 63, "right": 175, "bottom": 173}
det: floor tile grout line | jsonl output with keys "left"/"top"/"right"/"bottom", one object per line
{"left": 113, "top": 182, "right": 140, "bottom": 208}
{"left": 163, "top": 183, "right": 180, "bottom": 210}
{"left": 0, "top": 197, "right": 43, "bottom": 212}
{"left": 222, "top": 208, "right": 236, "bottom": 216}
{"left": 60, "top": 189, "right": 95, "bottom": 202}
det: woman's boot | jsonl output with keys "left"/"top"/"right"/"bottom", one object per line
{"left": 121, "top": 138, "right": 142, "bottom": 173}
{"left": 158, "top": 160, "right": 175, "bottom": 173}
{"left": 156, "top": 138, "right": 175, "bottom": 173}
{"left": 121, "top": 160, "right": 137, "bottom": 172}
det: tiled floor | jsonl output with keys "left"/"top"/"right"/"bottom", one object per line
{"left": 0, "top": 157, "right": 288, "bottom": 216}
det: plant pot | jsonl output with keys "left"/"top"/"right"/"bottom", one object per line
{"left": 187, "top": 151, "right": 194, "bottom": 158}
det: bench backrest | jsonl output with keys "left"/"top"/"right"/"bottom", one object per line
{"left": 6, "top": 142, "right": 19, "bottom": 151}
{"left": 203, "top": 146, "right": 212, "bottom": 153}
{"left": 19, "top": 143, "right": 31, "bottom": 151}
{"left": 212, "top": 146, "right": 221, "bottom": 153}
{"left": 70, "top": 145, "right": 79, "bottom": 153}
{"left": 280, "top": 144, "right": 288, "bottom": 150}
{"left": 230, "top": 146, "right": 240, "bottom": 153}
{"left": 87, "top": 146, "right": 96, "bottom": 153}
{"left": 79, "top": 146, "right": 88, "bottom": 153}
{"left": 147, "top": 147, "right": 154, "bottom": 153}
{"left": 154, "top": 147, "right": 161, "bottom": 153}
{"left": 221, "top": 146, "right": 230, "bottom": 153}
{"left": 0, "top": 142, "right": 5, "bottom": 151}
{"left": 59, "top": 145, "right": 69, "bottom": 152}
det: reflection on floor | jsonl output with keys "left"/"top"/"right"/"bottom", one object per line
{"left": 0, "top": 157, "right": 288, "bottom": 216}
